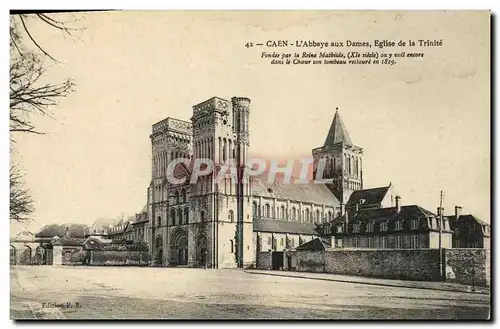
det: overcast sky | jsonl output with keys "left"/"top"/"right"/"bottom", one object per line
{"left": 11, "top": 11, "right": 490, "bottom": 233}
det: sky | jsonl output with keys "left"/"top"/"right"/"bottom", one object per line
{"left": 10, "top": 11, "right": 490, "bottom": 234}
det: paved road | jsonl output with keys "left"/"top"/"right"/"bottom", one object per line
{"left": 11, "top": 266, "right": 490, "bottom": 320}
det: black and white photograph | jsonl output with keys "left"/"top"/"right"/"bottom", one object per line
{"left": 8, "top": 10, "right": 491, "bottom": 320}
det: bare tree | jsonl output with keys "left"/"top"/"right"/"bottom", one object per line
{"left": 10, "top": 165, "right": 35, "bottom": 222}
{"left": 10, "top": 13, "right": 83, "bottom": 222}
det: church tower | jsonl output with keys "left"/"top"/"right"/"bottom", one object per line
{"left": 312, "top": 108, "right": 363, "bottom": 214}
{"left": 189, "top": 96, "right": 253, "bottom": 269}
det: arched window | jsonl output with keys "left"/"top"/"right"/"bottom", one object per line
{"left": 175, "top": 191, "right": 179, "bottom": 204}
{"left": 328, "top": 211, "right": 332, "bottom": 221}
{"left": 306, "top": 208, "right": 310, "bottom": 222}
{"left": 265, "top": 204, "right": 270, "bottom": 218}
{"left": 252, "top": 202, "right": 258, "bottom": 217}
{"left": 170, "top": 209, "right": 176, "bottom": 226}
{"left": 181, "top": 189, "right": 186, "bottom": 203}
{"left": 184, "top": 208, "right": 189, "bottom": 224}
{"left": 177, "top": 208, "right": 183, "bottom": 225}
{"left": 157, "top": 216, "right": 162, "bottom": 227}
{"left": 228, "top": 210, "right": 234, "bottom": 223}
{"left": 316, "top": 210, "right": 320, "bottom": 222}
{"left": 223, "top": 139, "right": 227, "bottom": 162}
{"left": 201, "top": 211, "right": 205, "bottom": 223}
{"left": 280, "top": 206, "right": 285, "bottom": 219}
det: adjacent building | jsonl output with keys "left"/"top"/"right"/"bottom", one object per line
{"left": 446, "top": 206, "right": 491, "bottom": 249}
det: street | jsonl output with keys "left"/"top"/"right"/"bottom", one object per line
{"left": 11, "top": 266, "right": 490, "bottom": 320}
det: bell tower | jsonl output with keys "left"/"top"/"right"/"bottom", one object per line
{"left": 312, "top": 108, "right": 363, "bottom": 213}
{"left": 189, "top": 96, "right": 253, "bottom": 268}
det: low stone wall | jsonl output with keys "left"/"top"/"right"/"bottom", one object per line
{"left": 89, "top": 250, "right": 149, "bottom": 266}
{"left": 256, "top": 251, "right": 272, "bottom": 270}
{"left": 271, "top": 248, "right": 490, "bottom": 286}
{"left": 289, "top": 249, "right": 441, "bottom": 282}
{"left": 445, "top": 249, "right": 489, "bottom": 287}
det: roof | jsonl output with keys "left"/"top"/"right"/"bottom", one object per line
{"left": 296, "top": 237, "right": 331, "bottom": 251}
{"left": 346, "top": 185, "right": 390, "bottom": 207}
{"left": 52, "top": 236, "right": 85, "bottom": 246}
{"left": 253, "top": 218, "right": 316, "bottom": 235}
{"left": 82, "top": 237, "right": 106, "bottom": 250}
{"left": 251, "top": 177, "right": 340, "bottom": 207}
{"left": 341, "top": 205, "right": 437, "bottom": 223}
{"left": 446, "top": 214, "right": 490, "bottom": 227}
{"left": 323, "top": 110, "right": 353, "bottom": 147}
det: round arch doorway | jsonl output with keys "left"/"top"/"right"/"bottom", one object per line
{"left": 170, "top": 229, "right": 188, "bottom": 266}
{"left": 155, "top": 235, "right": 163, "bottom": 266}
{"left": 196, "top": 234, "right": 208, "bottom": 268}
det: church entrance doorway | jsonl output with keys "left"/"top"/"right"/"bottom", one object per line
{"left": 196, "top": 234, "right": 207, "bottom": 268}
{"left": 170, "top": 229, "right": 188, "bottom": 265}
{"left": 155, "top": 235, "right": 163, "bottom": 266}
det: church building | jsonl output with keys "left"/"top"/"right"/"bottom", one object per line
{"left": 145, "top": 96, "right": 362, "bottom": 268}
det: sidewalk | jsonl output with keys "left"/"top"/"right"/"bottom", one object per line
{"left": 245, "top": 269, "right": 490, "bottom": 294}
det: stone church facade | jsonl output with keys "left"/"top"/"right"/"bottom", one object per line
{"left": 145, "top": 96, "right": 362, "bottom": 268}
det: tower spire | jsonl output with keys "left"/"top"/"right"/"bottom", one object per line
{"left": 323, "top": 108, "right": 353, "bottom": 148}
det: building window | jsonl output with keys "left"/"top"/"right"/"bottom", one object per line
{"left": 175, "top": 190, "right": 179, "bottom": 204}
{"left": 228, "top": 210, "right": 234, "bottom": 222}
{"left": 366, "top": 222, "right": 374, "bottom": 232}
{"left": 381, "top": 236, "right": 387, "bottom": 249}
{"left": 337, "top": 225, "right": 343, "bottom": 233}
{"left": 291, "top": 207, "right": 296, "bottom": 220}
{"left": 181, "top": 189, "right": 187, "bottom": 203}
{"left": 353, "top": 237, "right": 359, "bottom": 248}
{"left": 328, "top": 211, "right": 332, "bottom": 221}
{"left": 306, "top": 209, "right": 310, "bottom": 222}
{"left": 353, "top": 223, "right": 360, "bottom": 233}
{"left": 201, "top": 211, "right": 205, "bottom": 223}
{"left": 157, "top": 216, "right": 162, "bottom": 227}
{"left": 267, "top": 236, "right": 272, "bottom": 245}
{"left": 410, "top": 235, "right": 419, "bottom": 249}
{"left": 252, "top": 202, "right": 258, "bottom": 217}
{"left": 316, "top": 210, "right": 320, "bottom": 222}
{"left": 380, "top": 222, "right": 388, "bottom": 232}
{"left": 230, "top": 240, "right": 234, "bottom": 253}
{"left": 411, "top": 220, "right": 418, "bottom": 230}
{"left": 178, "top": 209, "right": 183, "bottom": 225}
{"left": 265, "top": 204, "right": 270, "bottom": 218}
{"left": 395, "top": 236, "right": 403, "bottom": 249}
{"left": 281, "top": 206, "right": 286, "bottom": 219}
{"left": 395, "top": 220, "right": 403, "bottom": 231}
{"left": 184, "top": 208, "right": 189, "bottom": 224}
{"left": 367, "top": 237, "right": 373, "bottom": 248}
{"left": 280, "top": 238, "right": 284, "bottom": 246}
{"left": 170, "top": 209, "right": 176, "bottom": 225}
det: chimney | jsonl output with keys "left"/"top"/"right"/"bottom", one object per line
{"left": 395, "top": 195, "right": 401, "bottom": 213}
{"left": 455, "top": 206, "right": 462, "bottom": 220}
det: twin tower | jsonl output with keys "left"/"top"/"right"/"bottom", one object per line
{"left": 149, "top": 97, "right": 363, "bottom": 268}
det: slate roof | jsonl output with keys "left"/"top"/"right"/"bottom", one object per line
{"left": 346, "top": 185, "right": 390, "bottom": 207}
{"left": 253, "top": 218, "right": 316, "bottom": 235}
{"left": 446, "top": 214, "right": 490, "bottom": 228}
{"left": 251, "top": 177, "right": 340, "bottom": 207}
{"left": 323, "top": 110, "right": 353, "bottom": 147}
{"left": 296, "top": 237, "right": 331, "bottom": 251}
{"left": 348, "top": 205, "right": 436, "bottom": 223}
{"left": 52, "top": 236, "right": 85, "bottom": 246}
